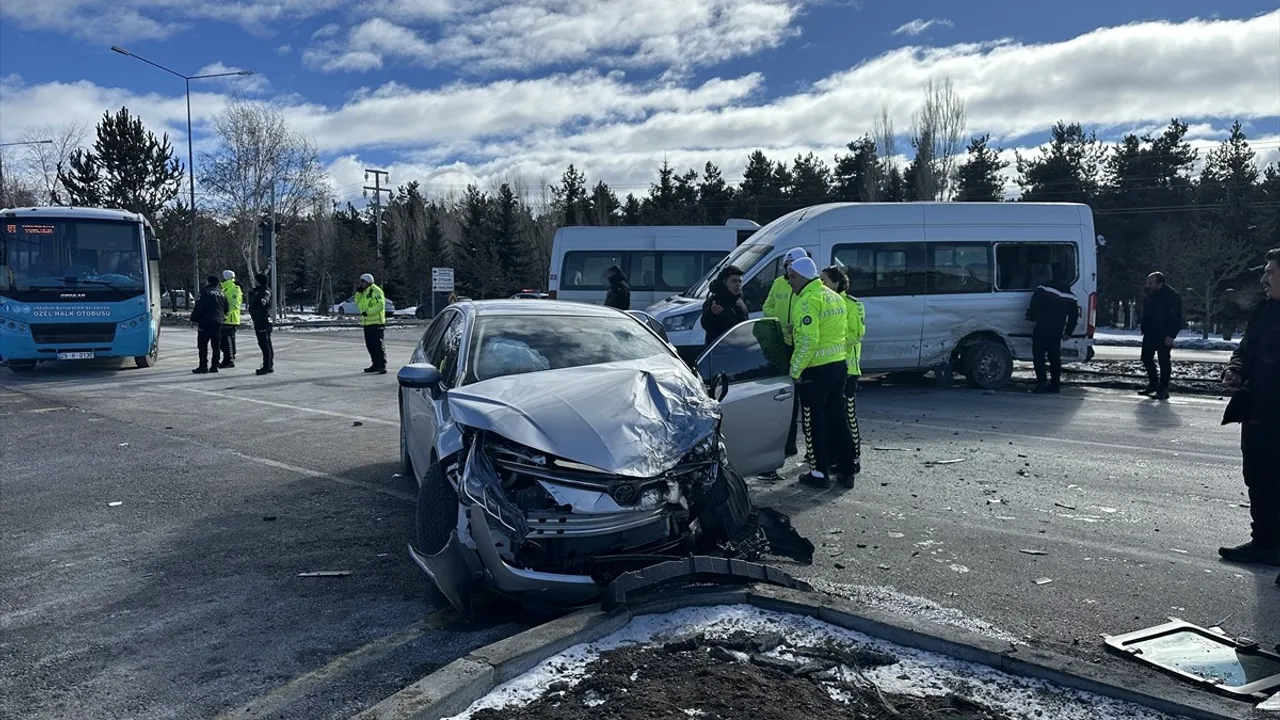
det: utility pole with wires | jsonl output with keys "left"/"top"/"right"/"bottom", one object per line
{"left": 363, "top": 169, "right": 391, "bottom": 259}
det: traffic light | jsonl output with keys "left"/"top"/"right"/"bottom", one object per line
{"left": 258, "top": 219, "right": 274, "bottom": 258}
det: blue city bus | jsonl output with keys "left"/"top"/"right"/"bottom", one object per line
{"left": 0, "top": 206, "right": 162, "bottom": 373}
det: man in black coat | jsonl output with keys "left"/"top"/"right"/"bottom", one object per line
{"left": 189, "top": 275, "right": 228, "bottom": 374}
{"left": 1026, "top": 270, "right": 1080, "bottom": 394}
{"left": 603, "top": 266, "right": 630, "bottom": 310}
{"left": 249, "top": 273, "right": 274, "bottom": 375}
{"left": 701, "top": 265, "right": 748, "bottom": 348}
{"left": 1140, "top": 271, "right": 1184, "bottom": 400}
{"left": 1220, "top": 248, "right": 1280, "bottom": 571}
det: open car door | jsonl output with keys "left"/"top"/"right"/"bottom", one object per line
{"left": 696, "top": 318, "right": 793, "bottom": 477}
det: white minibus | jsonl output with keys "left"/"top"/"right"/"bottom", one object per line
{"left": 548, "top": 219, "right": 760, "bottom": 309}
{"left": 644, "top": 202, "right": 1099, "bottom": 389}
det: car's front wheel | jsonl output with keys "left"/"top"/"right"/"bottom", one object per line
{"left": 416, "top": 460, "right": 458, "bottom": 610}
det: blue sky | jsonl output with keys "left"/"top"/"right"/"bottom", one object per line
{"left": 0, "top": 1, "right": 1277, "bottom": 201}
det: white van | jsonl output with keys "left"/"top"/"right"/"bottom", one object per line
{"left": 548, "top": 219, "right": 760, "bottom": 309}
{"left": 645, "top": 202, "right": 1099, "bottom": 389}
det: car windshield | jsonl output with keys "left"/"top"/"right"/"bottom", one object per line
{"left": 468, "top": 314, "right": 674, "bottom": 383}
{"left": 681, "top": 242, "right": 774, "bottom": 299}
{"left": 1, "top": 218, "right": 144, "bottom": 296}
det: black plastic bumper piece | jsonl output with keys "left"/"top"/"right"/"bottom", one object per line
{"left": 601, "top": 555, "right": 812, "bottom": 610}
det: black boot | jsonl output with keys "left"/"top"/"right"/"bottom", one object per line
{"left": 1138, "top": 385, "right": 1156, "bottom": 396}
{"left": 192, "top": 366, "right": 208, "bottom": 374}
{"left": 1219, "top": 541, "right": 1280, "bottom": 566}
{"left": 256, "top": 367, "right": 273, "bottom": 375}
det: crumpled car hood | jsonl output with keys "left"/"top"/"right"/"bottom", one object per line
{"left": 446, "top": 355, "right": 719, "bottom": 478}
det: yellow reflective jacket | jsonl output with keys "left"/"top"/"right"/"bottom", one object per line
{"left": 789, "top": 279, "right": 847, "bottom": 379}
{"left": 220, "top": 279, "right": 242, "bottom": 325}
{"left": 844, "top": 294, "right": 866, "bottom": 376}
{"left": 762, "top": 276, "right": 798, "bottom": 345}
{"left": 356, "top": 283, "right": 386, "bottom": 326}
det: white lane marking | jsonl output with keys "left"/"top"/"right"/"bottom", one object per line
{"left": 170, "top": 386, "right": 397, "bottom": 427}
{"left": 224, "top": 448, "right": 412, "bottom": 502}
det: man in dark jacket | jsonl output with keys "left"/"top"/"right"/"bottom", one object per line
{"left": 1140, "top": 272, "right": 1184, "bottom": 399}
{"left": 1026, "top": 271, "right": 1080, "bottom": 394}
{"left": 604, "top": 266, "right": 630, "bottom": 310}
{"left": 249, "top": 273, "right": 274, "bottom": 375}
{"left": 1219, "top": 248, "right": 1280, "bottom": 571}
{"left": 189, "top": 275, "right": 228, "bottom": 374}
{"left": 701, "top": 265, "right": 748, "bottom": 348}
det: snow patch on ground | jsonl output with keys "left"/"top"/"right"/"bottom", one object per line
{"left": 809, "top": 580, "right": 1023, "bottom": 644}
{"left": 1094, "top": 328, "right": 1239, "bottom": 351}
{"left": 444, "top": 605, "right": 1177, "bottom": 720}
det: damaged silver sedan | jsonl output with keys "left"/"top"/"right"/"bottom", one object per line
{"left": 397, "top": 300, "right": 812, "bottom": 617}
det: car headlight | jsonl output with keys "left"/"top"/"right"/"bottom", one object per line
{"left": 662, "top": 310, "right": 700, "bottom": 333}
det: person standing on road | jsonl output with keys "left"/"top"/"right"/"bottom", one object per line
{"left": 788, "top": 257, "right": 856, "bottom": 490}
{"left": 1026, "top": 269, "right": 1080, "bottom": 394}
{"left": 190, "top": 275, "right": 228, "bottom": 374}
{"left": 219, "top": 270, "right": 242, "bottom": 369}
{"left": 249, "top": 273, "right": 274, "bottom": 376}
{"left": 821, "top": 265, "right": 865, "bottom": 478}
{"left": 1219, "top": 248, "right": 1280, "bottom": 570}
{"left": 765, "top": 247, "right": 811, "bottom": 461}
{"left": 1140, "top": 272, "right": 1183, "bottom": 400}
{"left": 356, "top": 273, "right": 387, "bottom": 374}
{"left": 604, "top": 266, "right": 631, "bottom": 310}
{"left": 701, "top": 265, "right": 748, "bottom": 348}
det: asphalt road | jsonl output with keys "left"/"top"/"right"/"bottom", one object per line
{"left": 2, "top": 326, "right": 1273, "bottom": 719}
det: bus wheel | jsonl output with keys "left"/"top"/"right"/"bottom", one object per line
{"left": 8, "top": 361, "right": 36, "bottom": 373}
{"left": 964, "top": 340, "right": 1012, "bottom": 390}
{"left": 135, "top": 343, "right": 159, "bottom": 369}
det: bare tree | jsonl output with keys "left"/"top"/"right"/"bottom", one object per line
{"left": 22, "top": 122, "right": 88, "bottom": 204}
{"left": 909, "top": 77, "right": 967, "bottom": 200}
{"left": 873, "top": 105, "right": 897, "bottom": 180}
{"left": 0, "top": 147, "right": 40, "bottom": 207}
{"left": 199, "top": 100, "right": 329, "bottom": 277}
{"left": 1170, "top": 226, "right": 1256, "bottom": 339}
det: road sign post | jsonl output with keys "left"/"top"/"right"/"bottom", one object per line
{"left": 431, "top": 267, "right": 454, "bottom": 319}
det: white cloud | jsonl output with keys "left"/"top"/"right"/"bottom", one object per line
{"left": 893, "top": 17, "right": 953, "bottom": 36}
{"left": 304, "top": 0, "right": 805, "bottom": 74}
{"left": 1, "top": 12, "right": 1277, "bottom": 205}
{"left": 0, "top": 0, "right": 345, "bottom": 41}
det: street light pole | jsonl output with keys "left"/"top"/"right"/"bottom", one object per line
{"left": 110, "top": 46, "right": 253, "bottom": 298}
{"left": 0, "top": 139, "right": 53, "bottom": 207}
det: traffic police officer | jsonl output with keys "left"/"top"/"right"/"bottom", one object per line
{"left": 821, "top": 265, "right": 866, "bottom": 479}
{"left": 788, "top": 257, "right": 857, "bottom": 489}
{"left": 356, "top": 273, "right": 387, "bottom": 374}
{"left": 763, "top": 247, "right": 810, "bottom": 460}
{"left": 219, "top": 270, "right": 242, "bottom": 368}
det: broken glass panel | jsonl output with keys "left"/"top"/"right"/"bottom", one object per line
{"left": 1105, "top": 619, "right": 1280, "bottom": 699}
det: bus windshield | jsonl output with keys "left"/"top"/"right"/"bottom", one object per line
{"left": 1, "top": 218, "right": 145, "bottom": 297}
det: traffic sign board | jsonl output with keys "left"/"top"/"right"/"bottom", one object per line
{"left": 432, "top": 267, "right": 454, "bottom": 292}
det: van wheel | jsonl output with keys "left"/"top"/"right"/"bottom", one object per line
{"left": 964, "top": 340, "right": 1012, "bottom": 390}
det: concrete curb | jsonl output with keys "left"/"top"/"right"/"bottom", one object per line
{"left": 352, "top": 585, "right": 1253, "bottom": 720}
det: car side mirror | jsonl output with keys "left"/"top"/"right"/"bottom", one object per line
{"left": 398, "top": 363, "right": 443, "bottom": 391}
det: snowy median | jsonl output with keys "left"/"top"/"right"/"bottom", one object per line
{"left": 1093, "top": 328, "right": 1239, "bottom": 352}
{"left": 444, "top": 605, "right": 1179, "bottom": 720}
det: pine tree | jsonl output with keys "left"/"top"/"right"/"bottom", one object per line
{"left": 1015, "top": 121, "right": 1105, "bottom": 204}
{"left": 57, "top": 107, "right": 184, "bottom": 219}
{"left": 643, "top": 160, "right": 680, "bottom": 223}
{"left": 953, "top": 134, "right": 1009, "bottom": 202}
{"left": 697, "top": 162, "right": 735, "bottom": 223}
{"left": 788, "top": 152, "right": 832, "bottom": 207}
{"left": 552, "top": 164, "right": 589, "bottom": 226}
{"left": 491, "top": 182, "right": 529, "bottom": 292}
{"left": 621, "top": 194, "right": 643, "bottom": 225}
{"left": 832, "top": 137, "right": 882, "bottom": 202}
{"left": 589, "top": 181, "right": 621, "bottom": 225}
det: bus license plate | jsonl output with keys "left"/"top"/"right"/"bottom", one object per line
{"left": 57, "top": 352, "right": 94, "bottom": 360}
